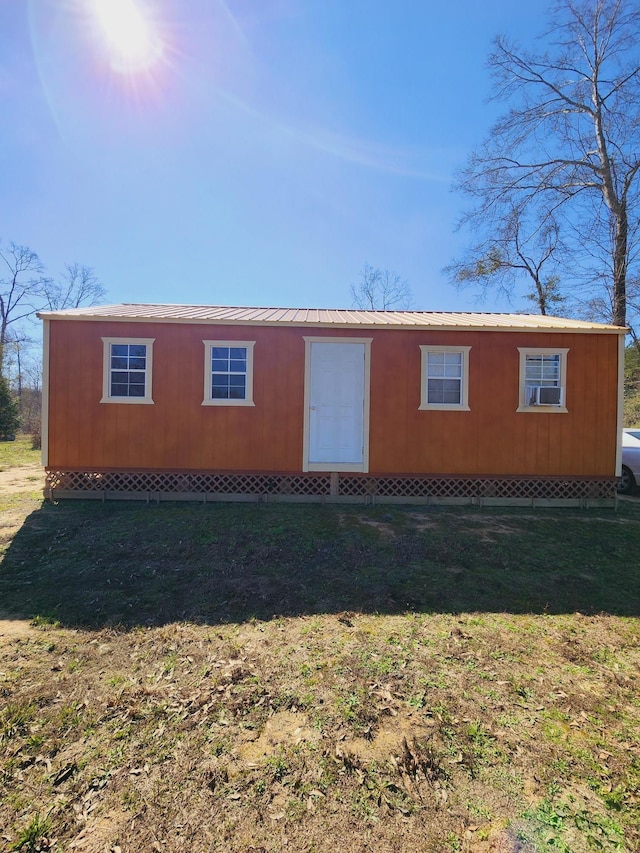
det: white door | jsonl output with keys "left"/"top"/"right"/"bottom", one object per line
{"left": 307, "top": 342, "right": 366, "bottom": 467}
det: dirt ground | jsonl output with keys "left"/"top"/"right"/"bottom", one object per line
{"left": 0, "top": 462, "right": 43, "bottom": 494}
{"left": 0, "top": 464, "right": 43, "bottom": 642}
{"left": 0, "top": 461, "right": 43, "bottom": 529}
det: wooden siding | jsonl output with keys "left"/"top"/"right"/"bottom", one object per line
{"left": 45, "top": 320, "right": 620, "bottom": 478}
{"left": 368, "top": 329, "right": 618, "bottom": 477}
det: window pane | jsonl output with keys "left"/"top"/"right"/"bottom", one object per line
{"left": 212, "top": 385, "right": 229, "bottom": 399}
{"left": 442, "top": 378, "right": 461, "bottom": 403}
{"left": 230, "top": 347, "right": 246, "bottom": 360}
{"left": 212, "top": 375, "right": 229, "bottom": 388}
{"left": 129, "top": 345, "right": 146, "bottom": 358}
{"left": 444, "top": 362, "right": 462, "bottom": 378}
{"left": 111, "top": 383, "right": 128, "bottom": 396}
{"left": 229, "top": 358, "right": 246, "bottom": 373}
{"left": 229, "top": 376, "right": 246, "bottom": 398}
{"left": 525, "top": 369, "right": 542, "bottom": 383}
{"left": 111, "top": 356, "right": 128, "bottom": 369}
{"left": 111, "top": 344, "right": 128, "bottom": 357}
{"left": 212, "top": 359, "right": 228, "bottom": 372}
{"left": 129, "top": 357, "right": 146, "bottom": 370}
{"left": 111, "top": 371, "right": 130, "bottom": 383}
{"left": 212, "top": 347, "right": 230, "bottom": 360}
{"left": 427, "top": 378, "right": 461, "bottom": 404}
{"left": 428, "top": 351, "right": 462, "bottom": 379}
{"left": 129, "top": 384, "right": 145, "bottom": 397}
{"left": 427, "top": 379, "right": 444, "bottom": 402}
{"left": 526, "top": 353, "right": 560, "bottom": 386}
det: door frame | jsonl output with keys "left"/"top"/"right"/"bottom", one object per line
{"left": 302, "top": 336, "right": 372, "bottom": 473}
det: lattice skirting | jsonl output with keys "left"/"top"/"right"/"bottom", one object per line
{"left": 44, "top": 470, "right": 617, "bottom": 507}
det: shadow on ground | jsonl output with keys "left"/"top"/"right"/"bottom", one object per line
{"left": 2, "top": 499, "right": 640, "bottom": 629}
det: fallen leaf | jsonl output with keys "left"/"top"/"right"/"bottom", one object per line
{"left": 52, "top": 763, "right": 77, "bottom": 786}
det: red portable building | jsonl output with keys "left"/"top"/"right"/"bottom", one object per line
{"left": 38, "top": 304, "right": 626, "bottom": 505}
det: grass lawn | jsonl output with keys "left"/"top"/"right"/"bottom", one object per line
{"left": 0, "top": 434, "right": 40, "bottom": 470}
{"left": 0, "top": 440, "right": 639, "bottom": 852}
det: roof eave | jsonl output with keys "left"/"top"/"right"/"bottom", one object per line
{"left": 36, "top": 310, "right": 628, "bottom": 335}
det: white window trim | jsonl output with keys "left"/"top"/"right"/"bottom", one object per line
{"left": 101, "top": 337, "right": 155, "bottom": 404}
{"left": 419, "top": 345, "right": 471, "bottom": 411}
{"left": 202, "top": 340, "right": 256, "bottom": 407}
{"left": 517, "top": 347, "right": 569, "bottom": 413}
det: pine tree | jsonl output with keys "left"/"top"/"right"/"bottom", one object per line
{"left": 0, "top": 375, "right": 20, "bottom": 438}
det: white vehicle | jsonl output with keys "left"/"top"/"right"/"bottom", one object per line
{"left": 618, "top": 429, "right": 640, "bottom": 494}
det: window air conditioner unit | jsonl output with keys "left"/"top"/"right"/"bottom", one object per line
{"left": 526, "top": 385, "right": 564, "bottom": 406}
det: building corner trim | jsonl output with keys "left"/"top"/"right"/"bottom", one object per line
{"left": 41, "top": 319, "right": 50, "bottom": 468}
{"left": 615, "top": 332, "right": 625, "bottom": 477}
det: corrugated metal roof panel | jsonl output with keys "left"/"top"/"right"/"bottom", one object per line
{"left": 36, "top": 303, "right": 627, "bottom": 333}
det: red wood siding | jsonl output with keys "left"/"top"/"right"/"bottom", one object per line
{"left": 367, "top": 329, "right": 618, "bottom": 477}
{"left": 45, "top": 320, "right": 620, "bottom": 478}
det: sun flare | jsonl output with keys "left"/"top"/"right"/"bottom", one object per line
{"left": 91, "top": 0, "right": 163, "bottom": 73}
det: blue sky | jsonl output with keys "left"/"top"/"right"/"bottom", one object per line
{"left": 1, "top": 0, "right": 551, "bottom": 312}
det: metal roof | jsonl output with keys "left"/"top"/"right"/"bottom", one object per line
{"left": 37, "top": 303, "right": 627, "bottom": 333}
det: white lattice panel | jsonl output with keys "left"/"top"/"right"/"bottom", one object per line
{"left": 46, "top": 471, "right": 333, "bottom": 495}
{"left": 45, "top": 471, "right": 616, "bottom": 500}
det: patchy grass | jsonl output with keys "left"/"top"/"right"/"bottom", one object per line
{"left": 0, "top": 439, "right": 43, "bottom": 562}
{"left": 0, "top": 435, "right": 41, "bottom": 470}
{"left": 3, "top": 501, "right": 640, "bottom": 625}
{"left": 0, "top": 458, "right": 639, "bottom": 851}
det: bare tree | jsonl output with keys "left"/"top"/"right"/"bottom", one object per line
{"left": 2, "top": 331, "right": 35, "bottom": 396}
{"left": 42, "top": 263, "right": 106, "bottom": 310}
{"left": 1, "top": 239, "right": 107, "bottom": 378}
{"left": 451, "top": 0, "right": 640, "bottom": 328}
{"left": 445, "top": 205, "right": 566, "bottom": 315}
{"left": 351, "top": 263, "right": 413, "bottom": 310}
{"left": 0, "top": 243, "right": 47, "bottom": 375}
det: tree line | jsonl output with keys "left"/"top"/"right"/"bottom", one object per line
{"left": 0, "top": 241, "right": 106, "bottom": 440}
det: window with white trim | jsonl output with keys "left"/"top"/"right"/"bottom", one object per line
{"left": 517, "top": 347, "right": 568, "bottom": 412}
{"left": 101, "top": 337, "right": 155, "bottom": 404}
{"left": 419, "top": 346, "right": 471, "bottom": 410}
{"left": 202, "top": 341, "right": 256, "bottom": 406}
